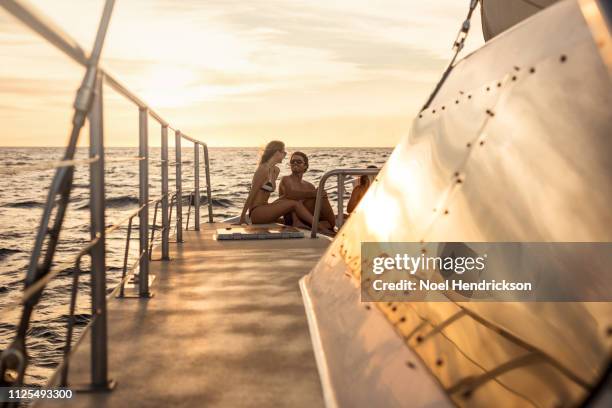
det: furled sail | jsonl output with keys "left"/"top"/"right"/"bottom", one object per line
{"left": 481, "top": 0, "right": 560, "bottom": 40}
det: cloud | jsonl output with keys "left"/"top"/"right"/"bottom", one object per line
{"left": 0, "top": 0, "right": 483, "bottom": 146}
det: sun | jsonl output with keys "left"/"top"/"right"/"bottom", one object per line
{"left": 140, "top": 65, "right": 198, "bottom": 109}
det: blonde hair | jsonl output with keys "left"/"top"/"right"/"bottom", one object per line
{"left": 259, "top": 140, "right": 285, "bottom": 164}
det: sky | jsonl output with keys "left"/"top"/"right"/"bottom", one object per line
{"left": 0, "top": 0, "right": 483, "bottom": 147}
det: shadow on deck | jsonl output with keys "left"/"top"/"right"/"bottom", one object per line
{"left": 37, "top": 223, "right": 330, "bottom": 408}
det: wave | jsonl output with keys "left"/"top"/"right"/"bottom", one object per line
{"left": 0, "top": 322, "right": 16, "bottom": 332}
{"left": 181, "top": 196, "right": 235, "bottom": 208}
{"left": 2, "top": 200, "right": 44, "bottom": 208}
{"left": 58, "top": 266, "right": 89, "bottom": 276}
{"left": 201, "top": 197, "right": 234, "bottom": 208}
{"left": 77, "top": 195, "right": 139, "bottom": 210}
{"left": 0, "top": 248, "right": 21, "bottom": 260}
{"left": 55, "top": 313, "right": 91, "bottom": 327}
{"left": 27, "top": 326, "right": 61, "bottom": 341}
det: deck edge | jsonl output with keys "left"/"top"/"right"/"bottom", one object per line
{"left": 300, "top": 276, "right": 338, "bottom": 408}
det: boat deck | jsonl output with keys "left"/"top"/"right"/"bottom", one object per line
{"left": 38, "top": 222, "right": 329, "bottom": 408}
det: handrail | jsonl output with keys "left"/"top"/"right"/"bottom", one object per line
{"left": 324, "top": 176, "right": 357, "bottom": 191}
{"left": 0, "top": 0, "right": 215, "bottom": 392}
{"left": 311, "top": 168, "right": 380, "bottom": 238}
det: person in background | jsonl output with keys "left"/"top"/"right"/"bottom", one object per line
{"left": 239, "top": 141, "right": 317, "bottom": 225}
{"left": 279, "top": 151, "right": 336, "bottom": 232}
{"left": 347, "top": 165, "right": 377, "bottom": 214}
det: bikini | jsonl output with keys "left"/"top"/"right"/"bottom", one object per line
{"left": 261, "top": 181, "right": 275, "bottom": 192}
{"left": 249, "top": 168, "right": 276, "bottom": 216}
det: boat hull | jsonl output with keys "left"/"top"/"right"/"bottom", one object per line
{"left": 302, "top": 0, "right": 612, "bottom": 406}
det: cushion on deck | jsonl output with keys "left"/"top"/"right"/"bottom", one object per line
{"left": 216, "top": 225, "right": 304, "bottom": 240}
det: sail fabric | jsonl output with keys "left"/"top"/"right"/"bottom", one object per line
{"left": 481, "top": 0, "right": 559, "bottom": 40}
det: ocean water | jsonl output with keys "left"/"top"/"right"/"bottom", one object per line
{"left": 0, "top": 146, "right": 391, "bottom": 386}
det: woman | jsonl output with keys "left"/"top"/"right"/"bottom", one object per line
{"left": 239, "top": 141, "right": 317, "bottom": 225}
{"left": 347, "top": 165, "right": 377, "bottom": 214}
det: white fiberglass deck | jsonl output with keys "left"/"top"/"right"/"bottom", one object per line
{"left": 38, "top": 223, "right": 329, "bottom": 408}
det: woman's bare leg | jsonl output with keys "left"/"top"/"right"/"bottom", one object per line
{"left": 291, "top": 212, "right": 306, "bottom": 228}
{"left": 250, "top": 199, "right": 314, "bottom": 224}
{"left": 291, "top": 212, "right": 333, "bottom": 231}
{"left": 289, "top": 201, "right": 315, "bottom": 225}
{"left": 303, "top": 197, "right": 336, "bottom": 229}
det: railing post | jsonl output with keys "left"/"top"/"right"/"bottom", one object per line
{"left": 138, "top": 107, "right": 150, "bottom": 297}
{"left": 203, "top": 144, "right": 213, "bottom": 223}
{"left": 161, "top": 125, "right": 170, "bottom": 259}
{"left": 194, "top": 143, "right": 200, "bottom": 231}
{"left": 175, "top": 131, "right": 183, "bottom": 242}
{"left": 88, "top": 72, "right": 113, "bottom": 389}
{"left": 337, "top": 173, "right": 345, "bottom": 228}
{"left": 311, "top": 172, "right": 331, "bottom": 238}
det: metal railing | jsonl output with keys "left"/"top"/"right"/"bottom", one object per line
{"left": 311, "top": 168, "right": 380, "bottom": 238}
{"left": 0, "top": 0, "right": 214, "bottom": 395}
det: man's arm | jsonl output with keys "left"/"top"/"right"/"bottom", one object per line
{"left": 279, "top": 176, "right": 288, "bottom": 197}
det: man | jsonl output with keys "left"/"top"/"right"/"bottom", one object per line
{"left": 279, "top": 151, "right": 336, "bottom": 231}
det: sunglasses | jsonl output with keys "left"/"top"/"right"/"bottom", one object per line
{"left": 290, "top": 159, "right": 305, "bottom": 165}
